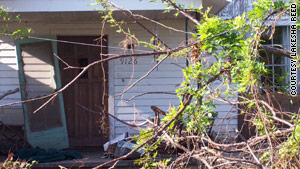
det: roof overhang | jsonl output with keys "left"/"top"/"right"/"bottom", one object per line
{"left": 203, "top": 0, "right": 231, "bottom": 14}
{"left": 2, "top": 0, "right": 230, "bottom": 14}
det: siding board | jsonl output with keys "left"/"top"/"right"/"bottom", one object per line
{"left": 115, "top": 99, "right": 180, "bottom": 107}
{"left": 0, "top": 71, "right": 19, "bottom": 78}
{"left": 0, "top": 57, "right": 18, "bottom": 64}
{"left": 114, "top": 64, "right": 184, "bottom": 72}
{"left": 115, "top": 77, "right": 183, "bottom": 86}
{"left": 0, "top": 43, "right": 15, "bottom": 49}
{"left": 0, "top": 92, "right": 21, "bottom": 99}
{"left": 0, "top": 64, "right": 18, "bottom": 70}
{"left": 113, "top": 57, "right": 186, "bottom": 65}
{"left": 0, "top": 78, "right": 19, "bottom": 85}
{"left": 0, "top": 107, "right": 24, "bottom": 125}
{"left": 0, "top": 49, "right": 16, "bottom": 57}
{"left": 115, "top": 71, "right": 183, "bottom": 79}
{"left": 115, "top": 85, "right": 178, "bottom": 93}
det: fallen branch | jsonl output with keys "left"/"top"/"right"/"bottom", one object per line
{"left": 262, "top": 45, "right": 292, "bottom": 59}
{"left": 93, "top": 94, "right": 194, "bottom": 169}
{"left": 94, "top": 69, "right": 225, "bottom": 168}
{"left": 237, "top": 132, "right": 267, "bottom": 169}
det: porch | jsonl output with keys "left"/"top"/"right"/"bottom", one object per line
{"left": 0, "top": 0, "right": 234, "bottom": 154}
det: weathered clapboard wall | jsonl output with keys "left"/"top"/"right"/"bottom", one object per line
{"left": 0, "top": 15, "right": 239, "bottom": 139}
{"left": 110, "top": 20, "right": 238, "bottom": 137}
{"left": 111, "top": 20, "right": 187, "bottom": 136}
{"left": 0, "top": 37, "right": 24, "bottom": 125}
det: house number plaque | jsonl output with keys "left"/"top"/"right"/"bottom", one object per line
{"left": 120, "top": 58, "right": 138, "bottom": 64}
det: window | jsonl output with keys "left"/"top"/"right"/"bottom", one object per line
{"left": 260, "top": 26, "right": 290, "bottom": 92}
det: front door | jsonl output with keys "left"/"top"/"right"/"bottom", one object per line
{"left": 57, "top": 36, "right": 109, "bottom": 147}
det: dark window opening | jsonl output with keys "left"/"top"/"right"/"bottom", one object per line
{"left": 79, "top": 58, "right": 88, "bottom": 79}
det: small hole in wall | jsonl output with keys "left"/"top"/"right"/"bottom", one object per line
{"left": 127, "top": 44, "right": 135, "bottom": 50}
{"left": 79, "top": 58, "right": 88, "bottom": 79}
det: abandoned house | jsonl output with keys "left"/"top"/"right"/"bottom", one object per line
{"left": 0, "top": 0, "right": 297, "bottom": 151}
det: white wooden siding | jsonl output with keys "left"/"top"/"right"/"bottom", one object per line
{"left": 21, "top": 42, "right": 57, "bottom": 98}
{"left": 0, "top": 37, "right": 23, "bottom": 125}
{"left": 112, "top": 20, "right": 185, "bottom": 136}
{"left": 0, "top": 18, "right": 238, "bottom": 137}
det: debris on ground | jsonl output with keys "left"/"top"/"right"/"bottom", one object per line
{"left": 14, "top": 147, "right": 83, "bottom": 163}
{"left": 102, "top": 132, "right": 144, "bottom": 160}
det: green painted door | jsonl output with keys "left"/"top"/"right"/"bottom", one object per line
{"left": 15, "top": 37, "right": 69, "bottom": 149}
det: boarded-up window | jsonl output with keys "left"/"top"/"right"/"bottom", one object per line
{"left": 21, "top": 42, "right": 62, "bottom": 132}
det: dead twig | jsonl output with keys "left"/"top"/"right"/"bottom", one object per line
{"left": 163, "top": 0, "right": 201, "bottom": 27}
{"left": 132, "top": 13, "right": 194, "bottom": 35}
{"left": 108, "top": 160, "right": 119, "bottom": 169}
{"left": 125, "top": 92, "right": 177, "bottom": 102}
{"left": 237, "top": 131, "right": 267, "bottom": 169}
{"left": 79, "top": 104, "right": 148, "bottom": 128}
{"left": 109, "top": 2, "right": 170, "bottom": 49}
{"left": 54, "top": 53, "right": 84, "bottom": 70}
{"left": 0, "top": 88, "right": 19, "bottom": 101}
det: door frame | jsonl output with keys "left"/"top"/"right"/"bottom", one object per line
{"left": 15, "top": 36, "right": 69, "bottom": 149}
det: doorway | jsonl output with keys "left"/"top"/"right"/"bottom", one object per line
{"left": 57, "top": 36, "right": 109, "bottom": 147}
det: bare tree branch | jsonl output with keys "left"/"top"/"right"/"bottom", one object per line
{"left": 0, "top": 88, "right": 19, "bottom": 101}
{"left": 109, "top": 2, "right": 170, "bottom": 49}
{"left": 125, "top": 92, "right": 176, "bottom": 102}
{"left": 163, "top": 0, "right": 201, "bottom": 26}
{"left": 79, "top": 104, "right": 148, "bottom": 128}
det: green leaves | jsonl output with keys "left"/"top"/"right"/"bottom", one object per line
{"left": 248, "top": 0, "right": 273, "bottom": 21}
{"left": 0, "top": 6, "right": 32, "bottom": 39}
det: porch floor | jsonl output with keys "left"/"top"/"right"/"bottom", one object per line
{"left": 0, "top": 150, "right": 138, "bottom": 169}
{"left": 32, "top": 150, "right": 138, "bottom": 169}
{"left": 1, "top": 150, "right": 201, "bottom": 169}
